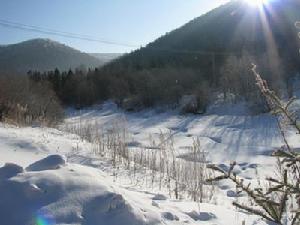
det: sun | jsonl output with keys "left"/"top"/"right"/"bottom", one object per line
{"left": 244, "top": 0, "right": 268, "bottom": 6}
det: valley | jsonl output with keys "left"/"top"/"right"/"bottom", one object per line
{"left": 1, "top": 99, "right": 298, "bottom": 224}
{"left": 1, "top": 0, "right": 300, "bottom": 224}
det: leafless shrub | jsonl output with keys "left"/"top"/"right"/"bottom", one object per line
{"left": 62, "top": 118, "right": 215, "bottom": 203}
{"left": 0, "top": 73, "right": 63, "bottom": 126}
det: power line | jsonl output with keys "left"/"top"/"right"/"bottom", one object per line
{"left": 0, "top": 19, "right": 139, "bottom": 48}
{"left": 0, "top": 19, "right": 243, "bottom": 57}
{"left": 144, "top": 46, "right": 241, "bottom": 56}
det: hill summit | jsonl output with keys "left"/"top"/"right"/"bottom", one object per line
{"left": 0, "top": 38, "right": 102, "bottom": 72}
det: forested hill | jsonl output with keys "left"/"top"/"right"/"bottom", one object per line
{"left": 79, "top": 0, "right": 299, "bottom": 110}
{"left": 0, "top": 39, "right": 102, "bottom": 72}
{"left": 101, "top": 0, "right": 300, "bottom": 75}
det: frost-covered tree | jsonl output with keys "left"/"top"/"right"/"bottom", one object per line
{"left": 207, "top": 64, "right": 300, "bottom": 225}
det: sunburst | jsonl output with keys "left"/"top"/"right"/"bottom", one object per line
{"left": 244, "top": 0, "right": 269, "bottom": 6}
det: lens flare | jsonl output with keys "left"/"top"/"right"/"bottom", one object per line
{"left": 36, "top": 214, "right": 55, "bottom": 225}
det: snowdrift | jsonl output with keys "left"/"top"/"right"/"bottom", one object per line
{"left": 0, "top": 155, "right": 160, "bottom": 225}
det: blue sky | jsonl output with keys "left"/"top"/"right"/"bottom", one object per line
{"left": 0, "top": 0, "right": 228, "bottom": 53}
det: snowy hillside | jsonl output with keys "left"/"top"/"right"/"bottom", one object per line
{"left": 0, "top": 126, "right": 268, "bottom": 225}
{"left": 64, "top": 101, "right": 292, "bottom": 164}
{"left": 0, "top": 155, "right": 161, "bottom": 225}
{"left": 0, "top": 155, "right": 268, "bottom": 225}
{"left": 0, "top": 100, "right": 299, "bottom": 225}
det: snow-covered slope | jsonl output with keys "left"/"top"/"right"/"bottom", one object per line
{"left": 0, "top": 123, "right": 91, "bottom": 167}
{"left": 64, "top": 101, "right": 294, "bottom": 164}
{"left": 0, "top": 156, "right": 161, "bottom": 225}
{"left": 1, "top": 100, "right": 299, "bottom": 225}
{"left": 0, "top": 154, "right": 267, "bottom": 225}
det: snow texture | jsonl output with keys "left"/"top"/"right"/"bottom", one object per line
{"left": 26, "top": 154, "right": 66, "bottom": 171}
{"left": 0, "top": 157, "right": 160, "bottom": 225}
{"left": 1, "top": 99, "right": 297, "bottom": 225}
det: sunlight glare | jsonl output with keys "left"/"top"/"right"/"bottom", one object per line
{"left": 244, "top": 0, "right": 268, "bottom": 6}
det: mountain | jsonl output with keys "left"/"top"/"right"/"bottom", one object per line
{"left": 101, "top": 0, "right": 300, "bottom": 76}
{"left": 0, "top": 39, "right": 103, "bottom": 73}
{"left": 83, "top": 0, "right": 300, "bottom": 109}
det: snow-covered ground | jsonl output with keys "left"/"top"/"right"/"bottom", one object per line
{"left": 1, "top": 100, "right": 299, "bottom": 225}
{"left": 0, "top": 155, "right": 267, "bottom": 225}
{"left": 64, "top": 101, "right": 289, "bottom": 164}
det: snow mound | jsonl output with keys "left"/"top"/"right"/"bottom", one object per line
{"left": 227, "top": 190, "right": 242, "bottom": 198}
{"left": 82, "top": 193, "right": 147, "bottom": 225}
{"left": 0, "top": 163, "right": 24, "bottom": 179}
{"left": 0, "top": 160, "right": 161, "bottom": 225}
{"left": 152, "top": 194, "right": 167, "bottom": 201}
{"left": 161, "top": 212, "right": 179, "bottom": 221}
{"left": 26, "top": 154, "right": 66, "bottom": 171}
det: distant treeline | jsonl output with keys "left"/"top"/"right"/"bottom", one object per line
{"left": 0, "top": 48, "right": 297, "bottom": 127}
{"left": 27, "top": 50, "right": 297, "bottom": 112}
{"left": 28, "top": 66, "right": 211, "bottom": 110}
